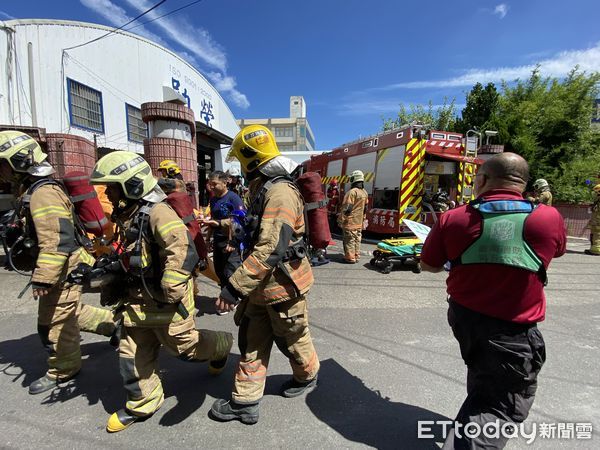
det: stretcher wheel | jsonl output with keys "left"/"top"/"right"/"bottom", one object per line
{"left": 413, "top": 263, "right": 422, "bottom": 274}
{"left": 369, "top": 258, "right": 376, "bottom": 266}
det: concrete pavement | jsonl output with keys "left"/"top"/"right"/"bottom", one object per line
{"left": 0, "top": 238, "right": 598, "bottom": 449}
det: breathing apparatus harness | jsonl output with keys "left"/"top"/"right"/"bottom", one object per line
{"left": 77, "top": 200, "right": 190, "bottom": 319}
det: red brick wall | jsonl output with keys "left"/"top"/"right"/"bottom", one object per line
{"left": 45, "top": 134, "right": 96, "bottom": 179}
{"left": 141, "top": 102, "right": 198, "bottom": 206}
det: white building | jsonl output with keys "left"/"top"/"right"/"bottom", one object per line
{"left": 237, "top": 96, "right": 324, "bottom": 165}
{"left": 0, "top": 18, "right": 240, "bottom": 172}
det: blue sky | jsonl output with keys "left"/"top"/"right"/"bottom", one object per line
{"left": 2, "top": 0, "right": 600, "bottom": 150}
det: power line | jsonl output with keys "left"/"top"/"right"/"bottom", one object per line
{"left": 63, "top": 0, "right": 168, "bottom": 51}
{"left": 126, "top": 0, "right": 204, "bottom": 31}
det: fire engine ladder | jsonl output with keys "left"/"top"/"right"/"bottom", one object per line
{"left": 457, "top": 136, "right": 479, "bottom": 204}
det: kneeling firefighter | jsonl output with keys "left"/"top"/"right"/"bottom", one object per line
{"left": 88, "top": 151, "right": 233, "bottom": 432}
{"left": 0, "top": 131, "right": 116, "bottom": 395}
{"left": 210, "top": 125, "right": 320, "bottom": 424}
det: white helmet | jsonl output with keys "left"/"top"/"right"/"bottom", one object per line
{"left": 350, "top": 170, "right": 365, "bottom": 183}
{"left": 533, "top": 179, "right": 549, "bottom": 190}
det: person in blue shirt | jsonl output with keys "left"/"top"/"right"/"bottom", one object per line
{"left": 202, "top": 171, "right": 245, "bottom": 314}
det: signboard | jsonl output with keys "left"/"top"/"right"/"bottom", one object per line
{"left": 403, "top": 219, "right": 431, "bottom": 243}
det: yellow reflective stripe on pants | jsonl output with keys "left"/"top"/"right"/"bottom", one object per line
{"left": 126, "top": 383, "right": 165, "bottom": 417}
{"left": 38, "top": 253, "right": 68, "bottom": 266}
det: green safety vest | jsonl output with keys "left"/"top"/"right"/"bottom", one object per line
{"left": 456, "top": 199, "right": 547, "bottom": 283}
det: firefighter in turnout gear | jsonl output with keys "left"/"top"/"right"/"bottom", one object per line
{"left": 89, "top": 151, "right": 233, "bottom": 432}
{"left": 529, "top": 178, "right": 553, "bottom": 206}
{"left": 157, "top": 159, "right": 187, "bottom": 194}
{"left": 585, "top": 184, "right": 600, "bottom": 256}
{"left": 338, "top": 170, "right": 368, "bottom": 263}
{"left": 0, "top": 131, "right": 116, "bottom": 395}
{"left": 210, "top": 125, "right": 320, "bottom": 425}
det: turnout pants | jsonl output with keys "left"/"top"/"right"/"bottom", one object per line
{"left": 213, "top": 240, "right": 243, "bottom": 286}
{"left": 37, "top": 284, "right": 116, "bottom": 380}
{"left": 342, "top": 229, "right": 362, "bottom": 262}
{"left": 442, "top": 301, "right": 546, "bottom": 450}
{"left": 119, "top": 317, "right": 232, "bottom": 417}
{"left": 232, "top": 296, "right": 320, "bottom": 404}
{"left": 590, "top": 225, "right": 600, "bottom": 255}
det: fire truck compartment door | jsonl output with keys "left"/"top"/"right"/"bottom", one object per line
{"left": 374, "top": 145, "right": 405, "bottom": 189}
{"left": 345, "top": 152, "right": 376, "bottom": 194}
{"left": 326, "top": 159, "right": 343, "bottom": 180}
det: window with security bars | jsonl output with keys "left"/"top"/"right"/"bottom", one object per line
{"left": 126, "top": 104, "right": 148, "bottom": 143}
{"left": 67, "top": 78, "right": 104, "bottom": 133}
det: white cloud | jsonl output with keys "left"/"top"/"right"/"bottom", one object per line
{"left": 79, "top": 0, "right": 168, "bottom": 46}
{"left": 0, "top": 10, "right": 16, "bottom": 20}
{"left": 80, "top": 0, "right": 249, "bottom": 109}
{"left": 493, "top": 4, "right": 509, "bottom": 19}
{"left": 122, "top": 0, "right": 249, "bottom": 108}
{"left": 372, "top": 42, "right": 600, "bottom": 90}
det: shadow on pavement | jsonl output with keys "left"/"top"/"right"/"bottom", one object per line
{"left": 0, "top": 333, "right": 122, "bottom": 412}
{"left": 303, "top": 358, "right": 449, "bottom": 449}
{"left": 0, "top": 332, "right": 239, "bottom": 427}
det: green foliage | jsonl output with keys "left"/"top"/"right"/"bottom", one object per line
{"left": 455, "top": 82, "right": 500, "bottom": 134}
{"left": 382, "top": 98, "right": 458, "bottom": 132}
{"left": 494, "top": 67, "right": 600, "bottom": 203}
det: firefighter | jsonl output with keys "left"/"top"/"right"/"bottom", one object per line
{"left": 529, "top": 178, "right": 553, "bottom": 206}
{"left": 338, "top": 170, "right": 368, "bottom": 263}
{"left": 326, "top": 179, "right": 340, "bottom": 231}
{"left": 585, "top": 184, "right": 600, "bottom": 256}
{"left": 157, "top": 159, "right": 186, "bottom": 194}
{"left": 0, "top": 131, "right": 116, "bottom": 395}
{"left": 89, "top": 151, "right": 233, "bottom": 432}
{"left": 210, "top": 125, "right": 319, "bottom": 425}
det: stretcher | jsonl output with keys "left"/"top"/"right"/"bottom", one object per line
{"left": 369, "top": 237, "right": 423, "bottom": 274}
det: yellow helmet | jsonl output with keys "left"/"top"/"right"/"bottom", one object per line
{"left": 0, "top": 130, "right": 48, "bottom": 173}
{"left": 227, "top": 125, "right": 280, "bottom": 174}
{"left": 158, "top": 159, "right": 181, "bottom": 177}
{"left": 90, "top": 151, "right": 157, "bottom": 200}
{"left": 593, "top": 184, "right": 600, "bottom": 193}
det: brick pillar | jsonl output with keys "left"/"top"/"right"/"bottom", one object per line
{"left": 45, "top": 134, "right": 96, "bottom": 179}
{"left": 141, "top": 102, "right": 198, "bottom": 206}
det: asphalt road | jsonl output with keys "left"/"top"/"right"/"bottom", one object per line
{"left": 0, "top": 238, "right": 598, "bottom": 449}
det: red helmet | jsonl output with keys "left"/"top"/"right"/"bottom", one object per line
{"left": 329, "top": 179, "right": 338, "bottom": 186}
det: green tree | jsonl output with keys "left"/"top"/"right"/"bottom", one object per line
{"left": 455, "top": 82, "right": 500, "bottom": 134}
{"left": 495, "top": 67, "right": 600, "bottom": 202}
{"left": 382, "top": 97, "right": 457, "bottom": 131}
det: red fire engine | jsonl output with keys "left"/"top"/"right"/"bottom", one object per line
{"left": 303, "top": 124, "right": 503, "bottom": 234}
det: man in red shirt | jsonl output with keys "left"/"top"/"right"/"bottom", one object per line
{"left": 420, "top": 153, "right": 566, "bottom": 449}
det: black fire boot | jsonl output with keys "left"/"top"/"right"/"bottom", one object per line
{"left": 29, "top": 372, "right": 79, "bottom": 395}
{"left": 280, "top": 375, "right": 318, "bottom": 398}
{"left": 209, "top": 399, "right": 259, "bottom": 425}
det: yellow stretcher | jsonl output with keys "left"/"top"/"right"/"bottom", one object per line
{"left": 369, "top": 237, "right": 423, "bottom": 274}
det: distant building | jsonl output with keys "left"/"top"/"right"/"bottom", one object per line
{"left": 237, "top": 96, "right": 323, "bottom": 164}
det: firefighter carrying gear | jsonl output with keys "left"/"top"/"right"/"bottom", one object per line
{"left": 0, "top": 132, "right": 117, "bottom": 393}
{"left": 158, "top": 159, "right": 181, "bottom": 177}
{"left": 90, "top": 152, "right": 233, "bottom": 431}
{"left": 338, "top": 184, "right": 368, "bottom": 263}
{"left": 212, "top": 128, "right": 319, "bottom": 422}
{"left": 529, "top": 179, "right": 553, "bottom": 206}
{"left": 585, "top": 184, "right": 600, "bottom": 256}
{"left": 0, "top": 130, "right": 49, "bottom": 174}
{"left": 227, "top": 124, "right": 280, "bottom": 175}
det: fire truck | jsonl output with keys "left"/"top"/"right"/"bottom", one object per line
{"left": 303, "top": 124, "right": 503, "bottom": 234}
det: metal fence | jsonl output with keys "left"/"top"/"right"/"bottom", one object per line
{"left": 554, "top": 203, "right": 592, "bottom": 238}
